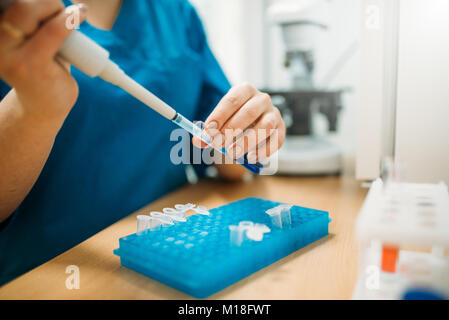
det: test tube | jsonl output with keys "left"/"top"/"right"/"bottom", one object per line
{"left": 174, "top": 203, "right": 195, "bottom": 214}
{"left": 239, "top": 221, "right": 254, "bottom": 229}
{"left": 230, "top": 222, "right": 271, "bottom": 244}
{"left": 239, "top": 221, "right": 254, "bottom": 242}
{"left": 192, "top": 205, "right": 210, "bottom": 216}
{"left": 163, "top": 207, "right": 185, "bottom": 217}
{"left": 150, "top": 211, "right": 175, "bottom": 226}
{"left": 163, "top": 208, "right": 187, "bottom": 222}
{"left": 136, "top": 215, "right": 151, "bottom": 234}
{"left": 266, "top": 207, "right": 283, "bottom": 228}
{"left": 279, "top": 204, "right": 293, "bottom": 228}
{"left": 254, "top": 223, "right": 271, "bottom": 234}
{"left": 229, "top": 225, "right": 244, "bottom": 246}
{"left": 266, "top": 204, "right": 292, "bottom": 229}
{"left": 246, "top": 228, "right": 264, "bottom": 241}
{"left": 148, "top": 216, "right": 163, "bottom": 231}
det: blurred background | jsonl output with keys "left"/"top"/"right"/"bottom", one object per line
{"left": 191, "top": 0, "right": 449, "bottom": 184}
{"left": 192, "top": 0, "right": 360, "bottom": 176}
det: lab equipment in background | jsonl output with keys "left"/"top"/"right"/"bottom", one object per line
{"left": 0, "top": 0, "right": 264, "bottom": 175}
{"left": 352, "top": 161, "right": 449, "bottom": 299}
{"left": 116, "top": 197, "right": 331, "bottom": 298}
{"left": 266, "top": 0, "right": 350, "bottom": 175}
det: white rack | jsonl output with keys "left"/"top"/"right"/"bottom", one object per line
{"left": 353, "top": 179, "right": 449, "bottom": 299}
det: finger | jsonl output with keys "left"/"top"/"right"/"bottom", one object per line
{"left": 221, "top": 92, "right": 272, "bottom": 149}
{"left": 0, "top": 18, "right": 26, "bottom": 45}
{"left": 2, "top": 0, "right": 64, "bottom": 37}
{"left": 192, "top": 120, "right": 223, "bottom": 149}
{"left": 55, "top": 56, "right": 71, "bottom": 72}
{"left": 192, "top": 136, "right": 208, "bottom": 148}
{"left": 25, "top": 4, "right": 87, "bottom": 61}
{"left": 225, "top": 128, "right": 259, "bottom": 160}
{"left": 252, "top": 107, "right": 282, "bottom": 136}
{"left": 0, "top": 23, "right": 20, "bottom": 51}
{"left": 193, "top": 122, "right": 225, "bottom": 149}
{"left": 227, "top": 110, "right": 280, "bottom": 159}
{"left": 247, "top": 124, "right": 285, "bottom": 162}
{"left": 203, "top": 83, "right": 257, "bottom": 132}
{"left": 248, "top": 131, "right": 278, "bottom": 162}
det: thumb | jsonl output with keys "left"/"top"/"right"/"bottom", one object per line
{"left": 192, "top": 136, "right": 208, "bottom": 149}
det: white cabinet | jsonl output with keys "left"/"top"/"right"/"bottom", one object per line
{"left": 357, "top": 0, "right": 449, "bottom": 184}
{"left": 395, "top": 0, "right": 449, "bottom": 184}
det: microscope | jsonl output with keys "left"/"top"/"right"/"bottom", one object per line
{"left": 267, "top": 0, "right": 345, "bottom": 175}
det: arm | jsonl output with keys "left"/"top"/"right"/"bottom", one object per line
{"left": 0, "top": 0, "right": 87, "bottom": 222}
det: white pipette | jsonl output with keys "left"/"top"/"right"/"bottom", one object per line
{"left": 59, "top": 31, "right": 177, "bottom": 120}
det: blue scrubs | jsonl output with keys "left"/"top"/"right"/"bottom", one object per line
{"left": 0, "top": 0, "right": 230, "bottom": 285}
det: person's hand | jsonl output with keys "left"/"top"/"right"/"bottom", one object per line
{"left": 193, "top": 83, "right": 286, "bottom": 163}
{"left": 0, "top": 0, "right": 87, "bottom": 121}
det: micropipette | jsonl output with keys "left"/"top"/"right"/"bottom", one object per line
{"left": 0, "top": 0, "right": 264, "bottom": 174}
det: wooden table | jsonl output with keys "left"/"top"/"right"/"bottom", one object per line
{"left": 0, "top": 165, "right": 367, "bottom": 300}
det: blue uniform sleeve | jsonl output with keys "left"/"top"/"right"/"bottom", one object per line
{"left": 185, "top": 2, "right": 231, "bottom": 121}
{"left": 0, "top": 78, "right": 11, "bottom": 100}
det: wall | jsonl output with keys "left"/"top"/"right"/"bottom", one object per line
{"left": 395, "top": 0, "right": 449, "bottom": 184}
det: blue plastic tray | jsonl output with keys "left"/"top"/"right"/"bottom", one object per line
{"left": 114, "top": 197, "right": 330, "bottom": 298}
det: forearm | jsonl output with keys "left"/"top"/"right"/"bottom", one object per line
{"left": 0, "top": 90, "right": 65, "bottom": 222}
